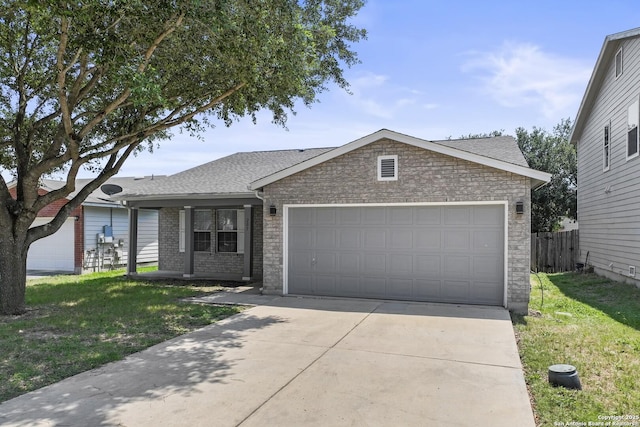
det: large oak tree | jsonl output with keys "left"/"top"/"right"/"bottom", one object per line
{"left": 0, "top": 0, "right": 366, "bottom": 314}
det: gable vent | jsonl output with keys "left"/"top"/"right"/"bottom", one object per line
{"left": 378, "top": 155, "right": 398, "bottom": 181}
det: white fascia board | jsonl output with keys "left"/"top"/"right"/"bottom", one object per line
{"left": 249, "top": 129, "right": 551, "bottom": 189}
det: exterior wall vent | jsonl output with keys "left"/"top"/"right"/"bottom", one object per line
{"left": 630, "top": 266, "right": 636, "bottom": 277}
{"left": 377, "top": 155, "right": 398, "bottom": 181}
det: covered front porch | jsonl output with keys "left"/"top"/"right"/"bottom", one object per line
{"left": 125, "top": 197, "right": 263, "bottom": 282}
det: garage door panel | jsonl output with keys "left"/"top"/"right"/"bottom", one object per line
{"left": 413, "top": 279, "right": 442, "bottom": 299}
{"left": 444, "top": 207, "right": 470, "bottom": 225}
{"left": 415, "top": 230, "right": 441, "bottom": 250}
{"left": 473, "top": 256, "right": 502, "bottom": 278}
{"left": 339, "top": 229, "right": 361, "bottom": 249}
{"left": 337, "top": 277, "right": 361, "bottom": 296}
{"left": 472, "top": 281, "right": 502, "bottom": 303}
{"left": 316, "top": 275, "right": 336, "bottom": 294}
{"left": 387, "top": 279, "right": 412, "bottom": 297}
{"left": 290, "top": 229, "right": 313, "bottom": 250}
{"left": 443, "top": 230, "right": 470, "bottom": 250}
{"left": 444, "top": 255, "right": 471, "bottom": 276}
{"left": 389, "top": 207, "right": 413, "bottom": 225}
{"left": 364, "top": 229, "right": 386, "bottom": 249}
{"left": 338, "top": 253, "right": 360, "bottom": 274}
{"left": 473, "top": 230, "right": 501, "bottom": 251}
{"left": 290, "top": 208, "right": 313, "bottom": 226}
{"left": 415, "top": 255, "right": 441, "bottom": 274}
{"left": 290, "top": 252, "right": 314, "bottom": 273}
{"left": 316, "top": 208, "right": 336, "bottom": 225}
{"left": 289, "top": 274, "right": 313, "bottom": 293}
{"left": 288, "top": 205, "right": 504, "bottom": 306}
{"left": 474, "top": 206, "right": 502, "bottom": 225}
{"left": 389, "top": 254, "right": 413, "bottom": 275}
{"left": 315, "top": 252, "right": 337, "bottom": 272}
{"left": 362, "top": 207, "right": 386, "bottom": 225}
{"left": 415, "top": 207, "right": 441, "bottom": 225}
{"left": 338, "top": 208, "right": 360, "bottom": 224}
{"left": 364, "top": 253, "right": 386, "bottom": 273}
{"left": 364, "top": 277, "right": 387, "bottom": 297}
{"left": 443, "top": 280, "right": 470, "bottom": 300}
{"left": 390, "top": 230, "right": 413, "bottom": 249}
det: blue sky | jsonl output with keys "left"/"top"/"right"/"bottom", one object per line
{"left": 108, "top": 0, "right": 640, "bottom": 178}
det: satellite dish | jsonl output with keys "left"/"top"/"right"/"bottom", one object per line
{"left": 101, "top": 184, "right": 123, "bottom": 196}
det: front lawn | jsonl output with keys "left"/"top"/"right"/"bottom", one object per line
{"left": 0, "top": 270, "right": 242, "bottom": 403}
{"left": 513, "top": 272, "right": 640, "bottom": 426}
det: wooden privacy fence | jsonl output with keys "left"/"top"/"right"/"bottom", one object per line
{"left": 531, "top": 230, "right": 579, "bottom": 273}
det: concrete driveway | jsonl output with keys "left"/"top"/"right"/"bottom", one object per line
{"left": 0, "top": 293, "right": 535, "bottom": 427}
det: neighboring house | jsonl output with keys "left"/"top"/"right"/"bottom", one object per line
{"left": 119, "top": 129, "right": 550, "bottom": 314}
{"left": 10, "top": 177, "right": 160, "bottom": 273}
{"left": 570, "top": 27, "right": 640, "bottom": 284}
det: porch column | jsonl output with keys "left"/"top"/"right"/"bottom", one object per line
{"left": 183, "top": 206, "right": 195, "bottom": 277}
{"left": 127, "top": 207, "right": 138, "bottom": 275}
{"left": 242, "top": 205, "right": 253, "bottom": 281}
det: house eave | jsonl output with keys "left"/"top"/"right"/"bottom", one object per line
{"left": 116, "top": 192, "right": 256, "bottom": 202}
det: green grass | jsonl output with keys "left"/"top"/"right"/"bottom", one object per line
{"left": 0, "top": 269, "right": 242, "bottom": 403}
{"left": 513, "top": 272, "right": 640, "bottom": 426}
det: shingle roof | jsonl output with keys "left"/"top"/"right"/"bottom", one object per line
{"left": 117, "top": 148, "right": 334, "bottom": 199}
{"left": 432, "top": 136, "right": 529, "bottom": 167}
{"left": 39, "top": 176, "right": 162, "bottom": 207}
{"left": 120, "top": 129, "right": 544, "bottom": 201}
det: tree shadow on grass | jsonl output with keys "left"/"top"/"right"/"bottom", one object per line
{"left": 0, "top": 310, "right": 287, "bottom": 427}
{"left": 548, "top": 272, "right": 640, "bottom": 332}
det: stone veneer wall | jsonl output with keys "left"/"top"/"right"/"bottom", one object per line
{"left": 158, "top": 206, "right": 263, "bottom": 279}
{"left": 261, "top": 138, "right": 532, "bottom": 313}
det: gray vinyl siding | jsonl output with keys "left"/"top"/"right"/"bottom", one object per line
{"left": 577, "top": 35, "right": 640, "bottom": 281}
{"left": 83, "top": 206, "right": 158, "bottom": 268}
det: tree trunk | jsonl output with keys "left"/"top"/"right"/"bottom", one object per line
{"left": 0, "top": 233, "right": 29, "bottom": 315}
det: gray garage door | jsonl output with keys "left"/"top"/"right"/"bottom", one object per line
{"left": 288, "top": 205, "right": 504, "bottom": 305}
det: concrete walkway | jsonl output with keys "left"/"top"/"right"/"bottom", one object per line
{"left": 0, "top": 291, "right": 535, "bottom": 427}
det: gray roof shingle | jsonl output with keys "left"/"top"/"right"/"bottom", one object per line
{"left": 431, "top": 136, "right": 529, "bottom": 167}
{"left": 118, "top": 147, "right": 334, "bottom": 198}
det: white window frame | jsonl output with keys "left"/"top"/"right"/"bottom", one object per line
{"left": 216, "top": 209, "right": 245, "bottom": 254}
{"left": 615, "top": 47, "right": 623, "bottom": 79}
{"left": 603, "top": 121, "right": 611, "bottom": 172}
{"left": 377, "top": 155, "right": 398, "bottom": 181}
{"left": 627, "top": 98, "right": 639, "bottom": 160}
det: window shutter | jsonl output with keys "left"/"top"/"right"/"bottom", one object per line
{"left": 179, "top": 210, "right": 185, "bottom": 253}
{"left": 377, "top": 155, "right": 398, "bottom": 181}
{"left": 237, "top": 209, "right": 245, "bottom": 254}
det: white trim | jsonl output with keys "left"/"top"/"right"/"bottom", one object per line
{"left": 250, "top": 129, "right": 551, "bottom": 190}
{"left": 282, "top": 201, "right": 509, "bottom": 308}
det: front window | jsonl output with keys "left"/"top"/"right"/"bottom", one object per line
{"left": 194, "top": 209, "right": 212, "bottom": 251}
{"left": 216, "top": 209, "right": 245, "bottom": 253}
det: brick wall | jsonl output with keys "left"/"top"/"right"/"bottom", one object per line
{"left": 158, "top": 206, "right": 263, "bottom": 279}
{"left": 261, "top": 138, "right": 532, "bottom": 313}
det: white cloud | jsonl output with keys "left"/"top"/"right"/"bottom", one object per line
{"left": 462, "top": 42, "right": 592, "bottom": 119}
{"left": 344, "top": 72, "right": 436, "bottom": 119}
